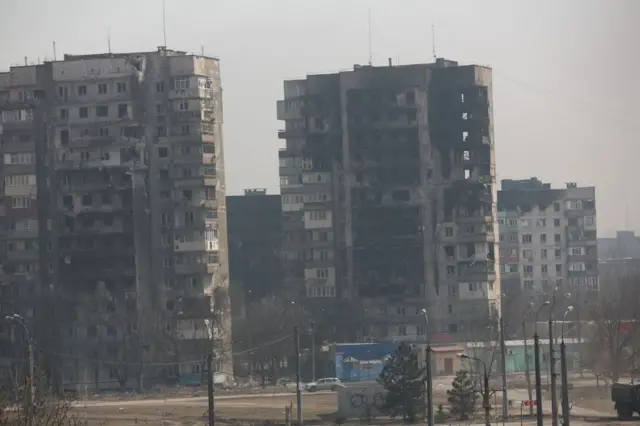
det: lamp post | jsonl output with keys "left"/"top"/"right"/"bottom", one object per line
{"left": 561, "top": 306, "right": 574, "bottom": 426}
{"left": 420, "top": 308, "right": 434, "bottom": 426}
{"left": 522, "top": 302, "right": 535, "bottom": 416}
{"left": 309, "top": 321, "right": 316, "bottom": 382}
{"left": 496, "top": 293, "right": 508, "bottom": 422}
{"left": 534, "top": 301, "right": 550, "bottom": 426}
{"left": 459, "top": 353, "right": 490, "bottom": 426}
{"left": 548, "top": 287, "right": 561, "bottom": 426}
{"left": 6, "top": 314, "right": 35, "bottom": 426}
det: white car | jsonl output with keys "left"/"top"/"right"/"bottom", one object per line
{"left": 305, "top": 377, "right": 343, "bottom": 392}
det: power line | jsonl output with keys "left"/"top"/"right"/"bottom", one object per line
{"left": 49, "top": 334, "right": 293, "bottom": 367}
{"left": 232, "top": 334, "right": 292, "bottom": 356}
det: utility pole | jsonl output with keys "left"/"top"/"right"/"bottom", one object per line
{"left": 483, "top": 368, "right": 490, "bottom": 426}
{"left": 421, "top": 309, "right": 434, "bottom": 426}
{"left": 27, "top": 337, "right": 35, "bottom": 426}
{"left": 549, "top": 292, "right": 559, "bottom": 426}
{"left": 499, "top": 315, "right": 508, "bottom": 420}
{"left": 560, "top": 306, "right": 573, "bottom": 426}
{"left": 576, "top": 291, "right": 583, "bottom": 378}
{"left": 84, "top": 368, "right": 88, "bottom": 423}
{"left": 6, "top": 315, "right": 34, "bottom": 426}
{"left": 460, "top": 354, "right": 490, "bottom": 426}
{"left": 560, "top": 340, "right": 570, "bottom": 426}
{"left": 310, "top": 322, "right": 316, "bottom": 382}
{"left": 425, "top": 346, "right": 434, "bottom": 426}
{"left": 207, "top": 353, "right": 215, "bottom": 426}
{"left": 522, "top": 320, "right": 534, "bottom": 416}
{"left": 294, "top": 326, "right": 303, "bottom": 426}
{"left": 534, "top": 332, "right": 543, "bottom": 426}
{"left": 533, "top": 301, "right": 549, "bottom": 426}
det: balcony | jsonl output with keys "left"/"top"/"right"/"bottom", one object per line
{"left": 278, "top": 128, "right": 305, "bottom": 139}
{"left": 174, "top": 110, "right": 201, "bottom": 121}
{"left": 277, "top": 100, "right": 303, "bottom": 120}
{"left": 169, "top": 87, "right": 214, "bottom": 100}
{"left": 174, "top": 263, "right": 216, "bottom": 275}
{"left": 458, "top": 260, "right": 496, "bottom": 278}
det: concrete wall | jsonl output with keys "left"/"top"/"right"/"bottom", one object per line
{"left": 336, "top": 384, "right": 386, "bottom": 420}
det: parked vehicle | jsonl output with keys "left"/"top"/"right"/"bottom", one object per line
{"left": 305, "top": 377, "right": 343, "bottom": 392}
{"left": 611, "top": 382, "right": 640, "bottom": 419}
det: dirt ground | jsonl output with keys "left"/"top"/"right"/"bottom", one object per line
{"left": 69, "top": 394, "right": 336, "bottom": 425}
{"left": 569, "top": 385, "right": 615, "bottom": 415}
{"left": 65, "top": 380, "right": 620, "bottom": 426}
{"left": 67, "top": 391, "right": 457, "bottom": 425}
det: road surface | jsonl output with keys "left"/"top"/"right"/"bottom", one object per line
{"left": 75, "top": 390, "right": 333, "bottom": 408}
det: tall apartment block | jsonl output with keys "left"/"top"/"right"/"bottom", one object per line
{"left": 0, "top": 47, "right": 231, "bottom": 388}
{"left": 0, "top": 67, "right": 43, "bottom": 374}
{"left": 497, "top": 178, "right": 599, "bottom": 319}
{"left": 277, "top": 59, "right": 500, "bottom": 342}
{"left": 227, "top": 189, "right": 283, "bottom": 318}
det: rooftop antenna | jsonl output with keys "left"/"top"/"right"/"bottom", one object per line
{"left": 162, "top": 0, "right": 168, "bottom": 47}
{"left": 107, "top": 27, "right": 112, "bottom": 54}
{"left": 201, "top": 45, "right": 204, "bottom": 56}
{"left": 53, "top": 41, "right": 57, "bottom": 61}
{"left": 626, "top": 203, "right": 630, "bottom": 231}
{"left": 368, "top": 8, "right": 372, "bottom": 65}
{"left": 431, "top": 21, "right": 437, "bottom": 61}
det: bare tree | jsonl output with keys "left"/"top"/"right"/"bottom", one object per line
{"left": 0, "top": 365, "right": 81, "bottom": 425}
{"left": 503, "top": 290, "right": 540, "bottom": 339}
{"left": 586, "top": 275, "right": 640, "bottom": 383}
{"left": 233, "top": 297, "right": 306, "bottom": 386}
{"left": 463, "top": 318, "right": 501, "bottom": 388}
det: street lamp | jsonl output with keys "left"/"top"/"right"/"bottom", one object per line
{"left": 309, "top": 321, "right": 316, "bottom": 382}
{"left": 554, "top": 293, "right": 572, "bottom": 346}
{"left": 458, "top": 353, "right": 491, "bottom": 426}
{"left": 548, "top": 287, "right": 562, "bottom": 426}
{"left": 534, "top": 300, "right": 550, "bottom": 426}
{"left": 560, "top": 306, "right": 574, "bottom": 426}
{"left": 561, "top": 306, "right": 574, "bottom": 339}
{"left": 5, "top": 314, "right": 35, "bottom": 426}
{"left": 522, "top": 302, "right": 535, "bottom": 416}
{"left": 420, "top": 308, "right": 434, "bottom": 426}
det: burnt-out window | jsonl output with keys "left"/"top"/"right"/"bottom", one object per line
{"left": 87, "top": 325, "right": 97, "bottom": 338}
{"left": 444, "top": 246, "right": 455, "bottom": 260}
{"left": 406, "top": 91, "right": 415, "bottom": 104}
{"left": 60, "top": 129, "right": 69, "bottom": 145}
{"left": 392, "top": 190, "right": 410, "bottom": 202}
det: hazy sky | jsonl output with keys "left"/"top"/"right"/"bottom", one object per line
{"left": 1, "top": 0, "right": 638, "bottom": 236}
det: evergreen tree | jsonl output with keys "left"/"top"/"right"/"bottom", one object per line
{"left": 447, "top": 370, "right": 477, "bottom": 420}
{"left": 377, "top": 342, "right": 425, "bottom": 423}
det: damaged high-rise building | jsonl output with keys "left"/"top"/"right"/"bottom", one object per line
{"left": 0, "top": 47, "right": 231, "bottom": 389}
{"left": 276, "top": 59, "right": 500, "bottom": 342}
{"left": 497, "top": 178, "right": 599, "bottom": 325}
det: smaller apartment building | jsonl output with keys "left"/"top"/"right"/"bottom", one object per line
{"left": 598, "top": 230, "right": 640, "bottom": 260}
{"left": 0, "top": 66, "right": 46, "bottom": 379}
{"left": 498, "top": 178, "right": 598, "bottom": 319}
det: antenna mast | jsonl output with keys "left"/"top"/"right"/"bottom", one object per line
{"left": 162, "top": 0, "right": 168, "bottom": 47}
{"left": 53, "top": 41, "right": 57, "bottom": 61}
{"left": 108, "top": 27, "right": 112, "bottom": 54}
{"left": 368, "top": 8, "right": 372, "bottom": 66}
{"left": 626, "top": 203, "right": 630, "bottom": 230}
{"left": 431, "top": 22, "right": 437, "bottom": 61}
